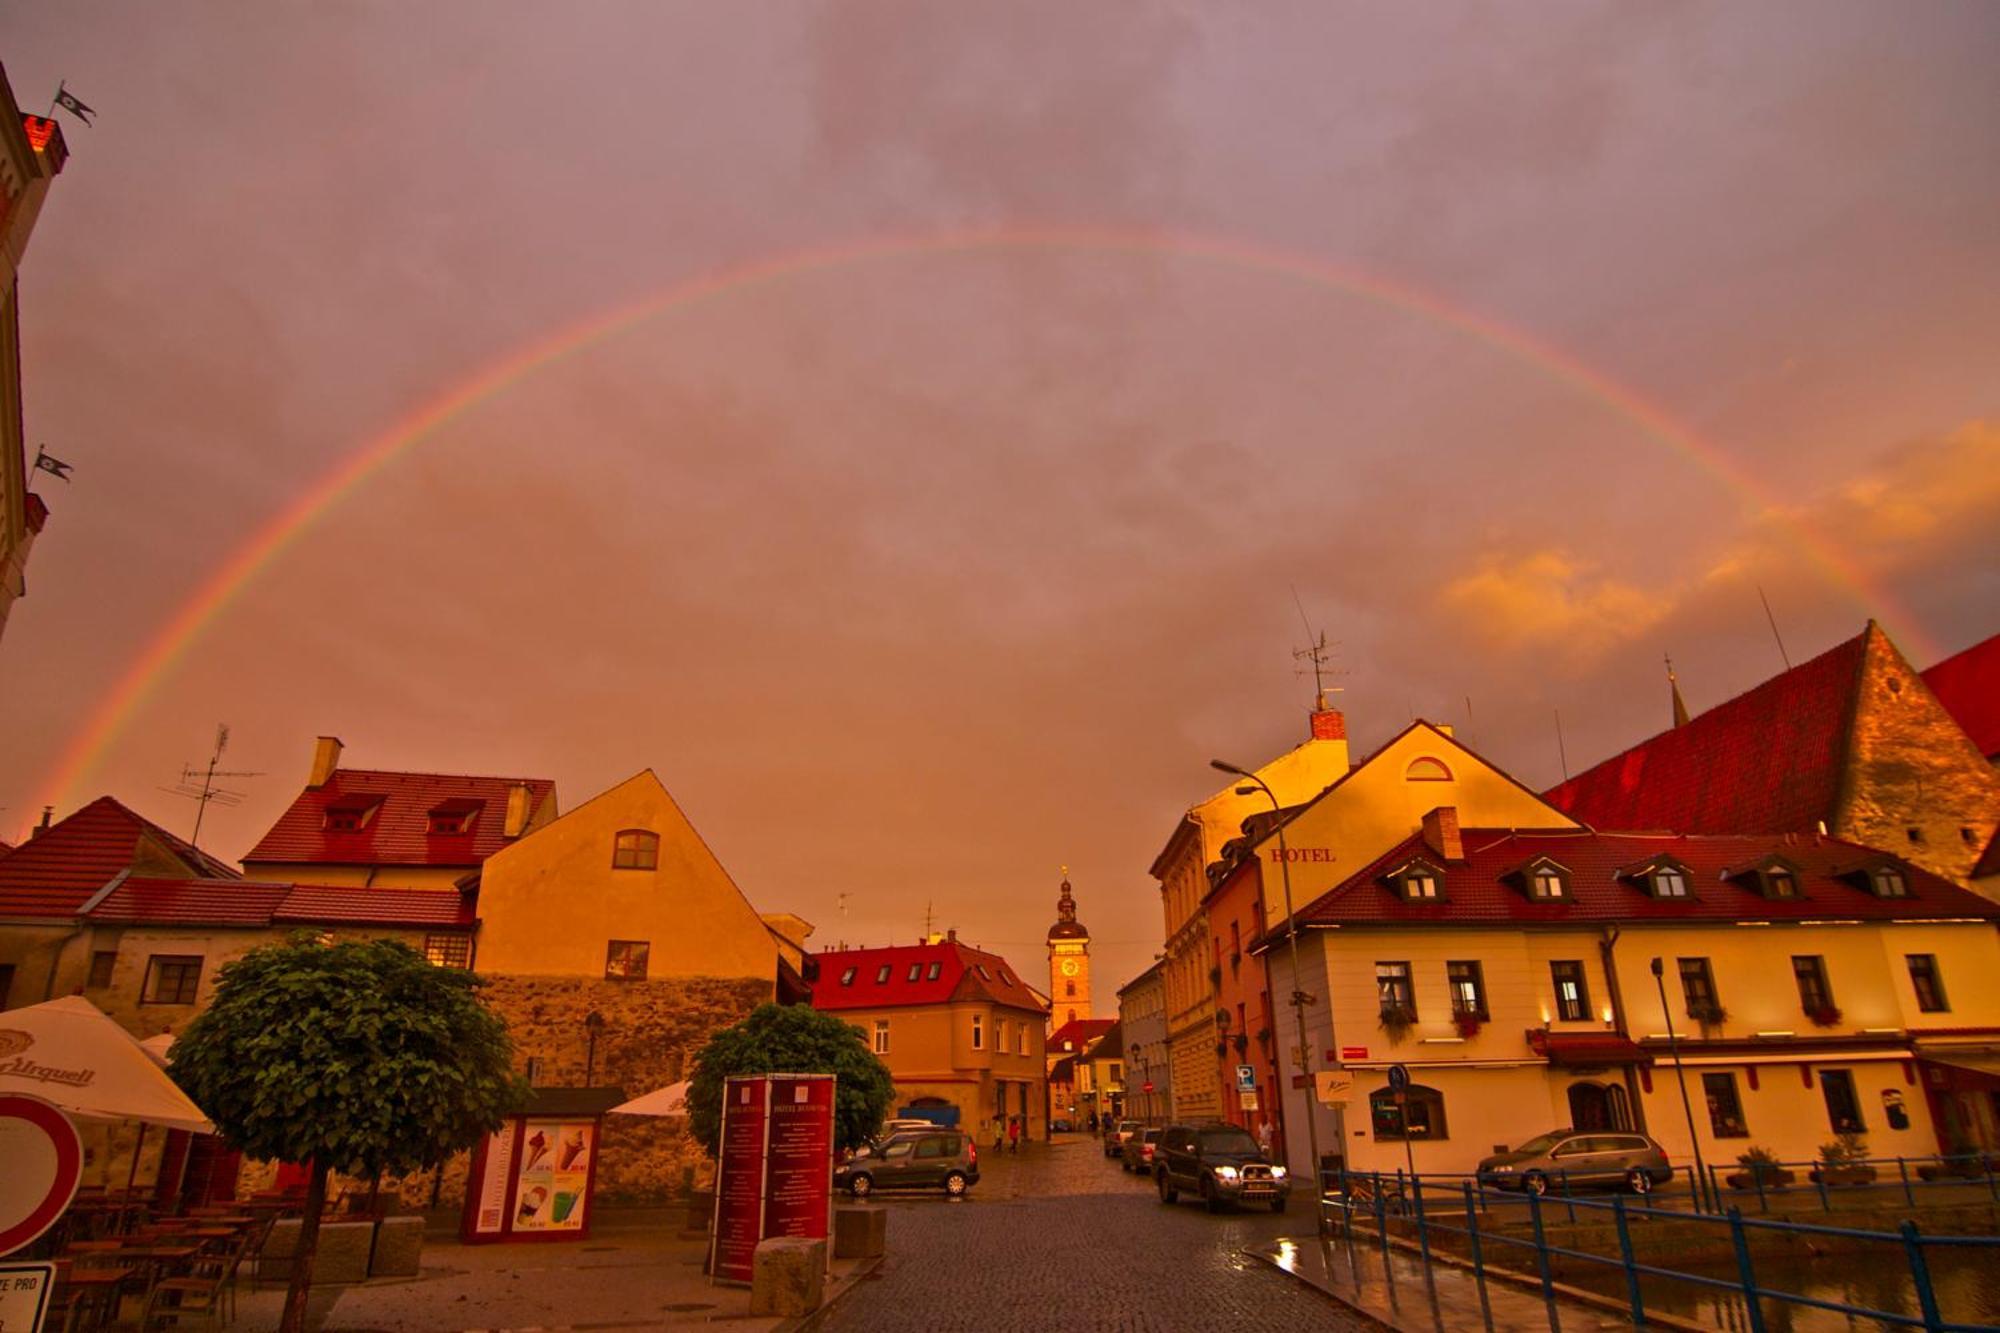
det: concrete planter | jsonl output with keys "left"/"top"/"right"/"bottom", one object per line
{"left": 1724, "top": 1167, "right": 1796, "bottom": 1191}
{"left": 1809, "top": 1164, "right": 1878, "bottom": 1187}
{"left": 258, "top": 1218, "right": 377, "bottom": 1286}
{"left": 369, "top": 1216, "right": 426, "bottom": 1277}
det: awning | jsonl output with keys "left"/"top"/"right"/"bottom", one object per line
{"left": 0, "top": 996, "right": 213, "bottom": 1132}
{"left": 1532, "top": 1032, "right": 1650, "bottom": 1067}
{"left": 1919, "top": 1053, "right": 2000, "bottom": 1091}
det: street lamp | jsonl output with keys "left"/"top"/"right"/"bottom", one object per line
{"left": 1651, "top": 957, "right": 1709, "bottom": 1209}
{"left": 583, "top": 1010, "right": 606, "bottom": 1088}
{"left": 1211, "top": 760, "right": 1323, "bottom": 1209}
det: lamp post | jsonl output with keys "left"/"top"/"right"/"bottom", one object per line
{"left": 1651, "top": 957, "right": 1709, "bottom": 1210}
{"left": 1211, "top": 760, "right": 1323, "bottom": 1207}
{"left": 583, "top": 1010, "right": 606, "bottom": 1088}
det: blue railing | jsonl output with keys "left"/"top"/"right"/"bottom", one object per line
{"left": 1321, "top": 1165, "right": 2000, "bottom": 1331}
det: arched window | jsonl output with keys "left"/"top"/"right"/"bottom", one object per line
{"left": 1065, "top": 980, "right": 1076, "bottom": 997}
{"left": 1369, "top": 1084, "right": 1448, "bottom": 1140}
{"left": 612, "top": 829, "right": 660, "bottom": 870}
{"left": 1405, "top": 757, "right": 1453, "bottom": 782}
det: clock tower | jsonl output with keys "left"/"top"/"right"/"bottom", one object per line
{"left": 1046, "top": 873, "right": 1091, "bottom": 1029}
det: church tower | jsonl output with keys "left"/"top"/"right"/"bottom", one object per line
{"left": 1046, "top": 873, "right": 1091, "bottom": 1029}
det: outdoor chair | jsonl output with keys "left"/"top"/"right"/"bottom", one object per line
{"left": 144, "top": 1257, "right": 228, "bottom": 1333}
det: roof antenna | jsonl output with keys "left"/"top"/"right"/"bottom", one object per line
{"left": 1553, "top": 709, "right": 1570, "bottom": 781}
{"left": 1756, "top": 585, "right": 1792, "bottom": 671}
{"left": 162, "top": 724, "right": 262, "bottom": 850}
{"left": 1289, "top": 586, "right": 1344, "bottom": 712}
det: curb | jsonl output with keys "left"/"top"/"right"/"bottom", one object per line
{"left": 779, "top": 1253, "right": 886, "bottom": 1333}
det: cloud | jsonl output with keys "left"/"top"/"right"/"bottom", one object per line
{"left": 1441, "top": 550, "right": 1671, "bottom": 662}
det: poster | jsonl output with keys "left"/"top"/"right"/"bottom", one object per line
{"left": 468, "top": 1125, "right": 516, "bottom": 1238}
{"left": 710, "top": 1077, "right": 771, "bottom": 1285}
{"left": 512, "top": 1120, "right": 594, "bottom": 1232}
{"left": 762, "top": 1075, "right": 834, "bottom": 1241}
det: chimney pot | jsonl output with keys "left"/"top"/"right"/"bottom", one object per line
{"left": 33, "top": 805, "right": 53, "bottom": 837}
{"left": 308, "top": 736, "right": 343, "bottom": 789}
{"left": 1422, "top": 806, "right": 1463, "bottom": 862}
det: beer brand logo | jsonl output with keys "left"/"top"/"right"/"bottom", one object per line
{"left": 0, "top": 1030, "right": 31, "bottom": 1059}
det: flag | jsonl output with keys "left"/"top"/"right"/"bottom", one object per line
{"left": 53, "top": 84, "right": 94, "bottom": 127}
{"left": 33, "top": 449, "right": 73, "bottom": 481}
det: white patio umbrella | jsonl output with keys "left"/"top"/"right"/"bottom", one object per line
{"left": 608, "top": 1081, "right": 690, "bottom": 1118}
{"left": 138, "top": 1032, "right": 175, "bottom": 1066}
{"left": 0, "top": 996, "right": 212, "bottom": 1133}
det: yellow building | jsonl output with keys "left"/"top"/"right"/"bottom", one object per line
{"left": 1150, "top": 706, "right": 1351, "bottom": 1123}
{"left": 812, "top": 936, "right": 1048, "bottom": 1136}
{"left": 1254, "top": 824, "right": 2000, "bottom": 1177}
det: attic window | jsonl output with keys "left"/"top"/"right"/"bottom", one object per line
{"left": 907, "top": 963, "right": 922, "bottom": 982}
{"left": 840, "top": 967, "right": 857, "bottom": 986}
{"left": 1762, "top": 866, "right": 1800, "bottom": 900}
{"left": 926, "top": 961, "right": 942, "bottom": 981}
{"left": 322, "top": 796, "right": 383, "bottom": 833}
{"left": 426, "top": 799, "right": 483, "bottom": 836}
{"left": 1870, "top": 866, "right": 1910, "bottom": 899}
{"left": 612, "top": 830, "right": 659, "bottom": 870}
{"left": 1522, "top": 860, "right": 1570, "bottom": 901}
{"left": 1405, "top": 757, "right": 1453, "bottom": 782}
{"left": 875, "top": 965, "right": 890, "bottom": 983}
{"left": 1633, "top": 862, "right": 1690, "bottom": 899}
{"left": 976, "top": 965, "right": 992, "bottom": 980}
{"left": 1385, "top": 858, "right": 1445, "bottom": 902}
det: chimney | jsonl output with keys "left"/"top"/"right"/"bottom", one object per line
{"left": 946, "top": 927, "right": 958, "bottom": 943}
{"left": 1421, "top": 806, "right": 1463, "bottom": 862}
{"left": 308, "top": 736, "right": 343, "bottom": 788}
{"left": 504, "top": 782, "right": 532, "bottom": 838}
{"left": 32, "top": 805, "right": 52, "bottom": 838}
{"left": 1309, "top": 707, "right": 1347, "bottom": 741}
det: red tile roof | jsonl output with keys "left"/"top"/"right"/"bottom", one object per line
{"left": 1922, "top": 631, "right": 2000, "bottom": 760}
{"left": 810, "top": 941, "right": 1047, "bottom": 1014}
{"left": 1543, "top": 628, "right": 1871, "bottom": 834}
{"left": 242, "top": 768, "right": 555, "bottom": 869}
{"left": 1047, "top": 1017, "right": 1117, "bottom": 1054}
{"left": 0, "top": 797, "right": 240, "bottom": 918}
{"left": 1289, "top": 827, "right": 1996, "bottom": 929}
{"left": 84, "top": 876, "right": 475, "bottom": 929}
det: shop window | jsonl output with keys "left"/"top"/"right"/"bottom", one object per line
{"left": 874, "top": 1020, "right": 890, "bottom": 1054}
{"left": 1821, "top": 1069, "right": 1866, "bottom": 1134}
{"left": 424, "top": 934, "right": 472, "bottom": 969}
{"left": 88, "top": 950, "right": 118, "bottom": 989}
{"left": 1446, "top": 961, "right": 1487, "bottom": 1019}
{"left": 611, "top": 829, "right": 659, "bottom": 870}
{"left": 1550, "top": 961, "right": 1590, "bottom": 1022}
{"left": 1370, "top": 1084, "right": 1447, "bottom": 1140}
{"left": 1907, "top": 954, "right": 1948, "bottom": 1013}
{"left": 1701, "top": 1072, "right": 1748, "bottom": 1138}
{"left": 1376, "top": 961, "right": 1415, "bottom": 1019}
{"left": 605, "top": 940, "right": 650, "bottom": 980}
{"left": 142, "top": 955, "right": 203, "bottom": 1005}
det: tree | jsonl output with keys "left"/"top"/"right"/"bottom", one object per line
{"left": 171, "top": 933, "right": 525, "bottom": 1333}
{"left": 687, "top": 1003, "right": 895, "bottom": 1155}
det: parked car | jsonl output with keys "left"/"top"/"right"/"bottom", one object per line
{"left": 1104, "top": 1119, "right": 1141, "bottom": 1158}
{"left": 1476, "top": 1129, "right": 1671, "bottom": 1195}
{"left": 1154, "top": 1122, "right": 1292, "bottom": 1213}
{"left": 881, "top": 1117, "right": 943, "bottom": 1135}
{"left": 1121, "top": 1127, "right": 1162, "bottom": 1173}
{"left": 835, "top": 1130, "right": 980, "bottom": 1198}
{"left": 1051, "top": 1117, "right": 1073, "bottom": 1132}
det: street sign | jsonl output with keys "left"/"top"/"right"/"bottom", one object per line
{"left": 1141, "top": 1081, "right": 1154, "bottom": 1093}
{"left": 1313, "top": 1071, "right": 1355, "bottom": 1106}
{"left": 1386, "top": 1063, "right": 1410, "bottom": 1093}
{"left": 1235, "top": 1064, "right": 1257, "bottom": 1093}
{"left": 1238, "top": 1090, "right": 1259, "bottom": 1112}
{"left": 0, "top": 1094, "right": 82, "bottom": 1258}
{"left": 0, "top": 1262, "right": 54, "bottom": 1333}
{"left": 1338, "top": 1045, "right": 1369, "bottom": 1062}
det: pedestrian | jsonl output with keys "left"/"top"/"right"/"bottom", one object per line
{"left": 1008, "top": 1115, "right": 1022, "bottom": 1154}
{"left": 994, "top": 1115, "right": 1006, "bottom": 1152}
{"left": 1257, "top": 1119, "right": 1275, "bottom": 1157}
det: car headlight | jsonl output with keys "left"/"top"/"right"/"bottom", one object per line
{"left": 1213, "top": 1165, "right": 1239, "bottom": 1181}
{"left": 1489, "top": 1164, "right": 1514, "bottom": 1173}
{"left": 1270, "top": 1166, "right": 1287, "bottom": 1179}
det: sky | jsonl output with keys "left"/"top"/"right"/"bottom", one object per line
{"left": 1, "top": 3, "right": 1996, "bottom": 1002}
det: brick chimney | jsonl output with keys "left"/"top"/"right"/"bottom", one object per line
{"left": 308, "top": 736, "right": 343, "bottom": 788}
{"left": 1309, "top": 706, "right": 1347, "bottom": 740}
{"left": 1421, "top": 806, "right": 1463, "bottom": 862}
{"left": 503, "top": 782, "right": 532, "bottom": 838}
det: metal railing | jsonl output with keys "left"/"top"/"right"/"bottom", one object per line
{"left": 1321, "top": 1165, "right": 2000, "bottom": 1331}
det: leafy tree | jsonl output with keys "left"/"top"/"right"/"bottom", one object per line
{"left": 171, "top": 933, "right": 525, "bottom": 1333}
{"left": 687, "top": 1003, "right": 895, "bottom": 1155}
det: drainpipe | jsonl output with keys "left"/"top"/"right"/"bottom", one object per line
{"left": 1598, "top": 926, "right": 1648, "bottom": 1133}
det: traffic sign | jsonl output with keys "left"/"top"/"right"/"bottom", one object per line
{"left": 1386, "top": 1063, "right": 1410, "bottom": 1093}
{"left": 0, "top": 1094, "right": 82, "bottom": 1257}
{"left": 0, "top": 1262, "right": 54, "bottom": 1333}
{"left": 1235, "top": 1064, "right": 1257, "bottom": 1092}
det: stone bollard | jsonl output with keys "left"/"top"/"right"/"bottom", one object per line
{"left": 832, "top": 1205, "right": 886, "bottom": 1259}
{"left": 749, "top": 1236, "right": 827, "bottom": 1317}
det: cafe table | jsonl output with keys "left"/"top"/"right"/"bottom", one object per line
{"left": 61, "top": 1267, "right": 132, "bottom": 1333}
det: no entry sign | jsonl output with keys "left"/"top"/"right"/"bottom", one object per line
{"left": 0, "top": 1093, "right": 83, "bottom": 1257}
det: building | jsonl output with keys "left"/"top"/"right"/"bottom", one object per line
{"left": 1921, "top": 631, "right": 2000, "bottom": 766}
{"left": 1258, "top": 822, "right": 2000, "bottom": 1176}
{"left": 1545, "top": 623, "right": 2000, "bottom": 889}
{"left": 1046, "top": 1015, "right": 1115, "bottom": 1125}
{"left": 1046, "top": 875, "right": 1091, "bottom": 1029}
{"left": 1150, "top": 703, "right": 1352, "bottom": 1124}
{"left": 0, "top": 66, "right": 67, "bottom": 648}
{"left": 241, "top": 736, "right": 558, "bottom": 890}
{"left": 1203, "top": 809, "right": 1285, "bottom": 1151}
{"left": 1117, "top": 961, "right": 1171, "bottom": 1125}
{"left": 811, "top": 936, "right": 1048, "bottom": 1136}
{"left": 1076, "top": 1022, "right": 1126, "bottom": 1126}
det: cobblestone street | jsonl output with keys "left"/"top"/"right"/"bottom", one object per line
{"left": 813, "top": 1134, "right": 1368, "bottom": 1331}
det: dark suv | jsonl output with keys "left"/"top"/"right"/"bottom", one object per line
{"left": 835, "top": 1130, "right": 980, "bottom": 1198}
{"left": 1154, "top": 1123, "right": 1292, "bottom": 1213}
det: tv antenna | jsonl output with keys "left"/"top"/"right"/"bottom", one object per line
{"left": 1290, "top": 586, "right": 1345, "bottom": 710}
{"left": 162, "top": 724, "right": 263, "bottom": 849}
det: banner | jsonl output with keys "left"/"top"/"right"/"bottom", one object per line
{"left": 709, "top": 1073, "right": 836, "bottom": 1285}
{"left": 710, "top": 1077, "right": 771, "bottom": 1284}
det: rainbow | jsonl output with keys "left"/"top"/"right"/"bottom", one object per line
{"left": 34, "top": 225, "right": 1935, "bottom": 812}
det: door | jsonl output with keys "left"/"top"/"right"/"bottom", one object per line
{"left": 912, "top": 1135, "right": 953, "bottom": 1186}
{"left": 1568, "top": 1083, "right": 1612, "bottom": 1132}
{"left": 1551, "top": 1135, "right": 1611, "bottom": 1184}
{"left": 875, "top": 1138, "right": 917, "bottom": 1185}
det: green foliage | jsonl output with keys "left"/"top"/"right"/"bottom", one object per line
{"left": 1736, "top": 1145, "right": 1779, "bottom": 1167}
{"left": 686, "top": 1004, "right": 894, "bottom": 1156}
{"left": 1819, "top": 1132, "right": 1867, "bottom": 1165}
{"left": 170, "top": 933, "right": 527, "bottom": 1176}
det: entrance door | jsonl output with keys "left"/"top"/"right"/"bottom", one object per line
{"left": 1569, "top": 1082, "right": 1612, "bottom": 1131}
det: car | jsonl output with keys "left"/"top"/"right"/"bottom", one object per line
{"left": 881, "top": 1117, "right": 943, "bottom": 1135}
{"left": 1154, "top": 1122, "right": 1292, "bottom": 1213}
{"left": 835, "top": 1130, "right": 980, "bottom": 1198}
{"left": 1103, "top": 1119, "right": 1141, "bottom": 1158}
{"left": 1051, "top": 1117, "right": 1073, "bottom": 1132}
{"left": 1477, "top": 1129, "right": 1672, "bottom": 1196}
{"left": 1120, "top": 1127, "right": 1162, "bottom": 1173}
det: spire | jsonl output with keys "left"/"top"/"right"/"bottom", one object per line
{"left": 1047, "top": 867, "right": 1088, "bottom": 941}
{"left": 1667, "top": 654, "right": 1691, "bottom": 728}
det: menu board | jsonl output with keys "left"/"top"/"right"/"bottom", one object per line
{"left": 763, "top": 1075, "right": 834, "bottom": 1241}
{"left": 468, "top": 1125, "right": 517, "bottom": 1237}
{"left": 710, "top": 1077, "right": 771, "bottom": 1284}
{"left": 512, "top": 1119, "right": 594, "bottom": 1233}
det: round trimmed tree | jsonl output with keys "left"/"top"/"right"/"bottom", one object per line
{"left": 687, "top": 1003, "right": 895, "bottom": 1156}
{"left": 171, "top": 933, "right": 525, "bottom": 1333}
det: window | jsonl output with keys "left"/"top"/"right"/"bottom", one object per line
{"left": 926, "top": 961, "right": 942, "bottom": 981}
{"left": 1792, "top": 955, "right": 1834, "bottom": 1017}
{"left": 1652, "top": 865, "right": 1689, "bottom": 898}
{"left": 996, "top": 1018, "right": 1007, "bottom": 1052}
{"left": 88, "top": 950, "right": 118, "bottom": 989}
{"left": 322, "top": 797, "right": 382, "bottom": 833}
{"left": 1702, "top": 1072, "right": 1748, "bottom": 1137}
{"left": 1370, "top": 1084, "right": 1448, "bottom": 1140}
{"left": 1065, "top": 980, "right": 1075, "bottom": 997}
{"left": 1405, "top": 757, "right": 1453, "bottom": 782}
{"left": 907, "top": 964, "right": 922, "bottom": 982}
{"left": 876, "top": 965, "right": 891, "bottom": 984}
{"left": 972, "top": 1014, "right": 984, "bottom": 1050}
{"left": 426, "top": 799, "right": 481, "bottom": 835}
{"left": 142, "top": 955, "right": 202, "bottom": 1005}
{"left": 424, "top": 934, "right": 472, "bottom": 969}
{"left": 1018, "top": 1024, "right": 1029, "bottom": 1055}
{"left": 1109, "top": 1062, "right": 1122, "bottom": 1084}
{"left": 1906, "top": 827, "right": 1925, "bottom": 845}
{"left": 1678, "top": 957, "right": 1722, "bottom": 1021}
{"left": 1907, "top": 955, "right": 1948, "bottom": 1012}
{"left": 1550, "top": 961, "right": 1589, "bottom": 1022}
{"left": 977, "top": 965, "right": 992, "bottom": 980}
{"left": 605, "top": 940, "right": 650, "bottom": 979}
{"left": 840, "top": 967, "right": 857, "bottom": 986}
{"left": 1762, "top": 866, "right": 1800, "bottom": 899}
{"left": 1870, "top": 867, "right": 1909, "bottom": 898}
{"left": 611, "top": 830, "right": 659, "bottom": 870}
{"left": 1821, "top": 1069, "right": 1865, "bottom": 1133}
{"left": 1404, "top": 870, "right": 1440, "bottom": 900}
{"left": 1376, "top": 962, "right": 1415, "bottom": 1018}
{"left": 1531, "top": 866, "right": 1568, "bottom": 900}
{"left": 1447, "top": 961, "right": 1487, "bottom": 1019}
{"left": 873, "top": 1020, "right": 890, "bottom": 1054}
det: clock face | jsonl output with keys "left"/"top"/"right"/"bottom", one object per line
{"left": 1060, "top": 959, "right": 1079, "bottom": 977}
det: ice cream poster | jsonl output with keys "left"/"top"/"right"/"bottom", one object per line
{"left": 513, "top": 1119, "right": 594, "bottom": 1231}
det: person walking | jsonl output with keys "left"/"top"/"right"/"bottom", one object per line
{"left": 1257, "top": 1119, "right": 1275, "bottom": 1157}
{"left": 1007, "top": 1115, "right": 1022, "bottom": 1154}
{"left": 993, "top": 1115, "right": 1006, "bottom": 1152}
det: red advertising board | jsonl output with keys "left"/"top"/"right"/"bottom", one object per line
{"left": 710, "top": 1076, "right": 771, "bottom": 1284}
{"left": 709, "top": 1073, "right": 835, "bottom": 1286}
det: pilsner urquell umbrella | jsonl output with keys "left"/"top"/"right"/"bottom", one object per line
{"left": 0, "top": 996, "right": 212, "bottom": 1133}
{"left": 608, "top": 1081, "right": 690, "bottom": 1118}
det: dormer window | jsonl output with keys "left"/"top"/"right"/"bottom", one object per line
{"left": 612, "top": 829, "right": 659, "bottom": 870}
{"left": 840, "top": 967, "right": 857, "bottom": 986}
{"left": 1384, "top": 857, "right": 1446, "bottom": 902}
{"left": 1515, "top": 857, "right": 1571, "bottom": 902}
{"left": 926, "top": 961, "right": 942, "bottom": 981}
{"left": 1764, "top": 867, "right": 1799, "bottom": 899}
{"left": 907, "top": 963, "right": 922, "bottom": 982}
{"left": 876, "top": 965, "right": 891, "bottom": 983}
{"left": 426, "top": 798, "right": 483, "bottom": 836}
{"left": 1624, "top": 857, "right": 1692, "bottom": 899}
{"left": 1870, "top": 866, "right": 1909, "bottom": 898}
{"left": 976, "top": 965, "right": 992, "bottom": 980}
{"left": 322, "top": 795, "right": 384, "bottom": 833}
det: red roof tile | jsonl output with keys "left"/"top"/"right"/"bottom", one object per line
{"left": 85, "top": 876, "right": 475, "bottom": 930}
{"left": 810, "top": 941, "right": 1046, "bottom": 1014}
{"left": 1922, "top": 631, "right": 2000, "bottom": 760}
{"left": 0, "top": 798, "right": 240, "bottom": 919}
{"left": 1290, "top": 827, "right": 1996, "bottom": 929}
{"left": 1047, "top": 1017, "right": 1117, "bottom": 1053}
{"left": 1543, "top": 628, "right": 1870, "bottom": 834}
{"left": 242, "top": 769, "right": 555, "bottom": 869}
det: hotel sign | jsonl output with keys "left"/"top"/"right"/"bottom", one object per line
{"left": 710, "top": 1074, "right": 835, "bottom": 1287}
{"left": 1265, "top": 848, "right": 1336, "bottom": 864}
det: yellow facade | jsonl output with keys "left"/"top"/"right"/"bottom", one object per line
{"left": 1049, "top": 939, "right": 1090, "bottom": 1028}
{"left": 832, "top": 999, "right": 1048, "bottom": 1137}
{"left": 474, "top": 770, "right": 784, "bottom": 984}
